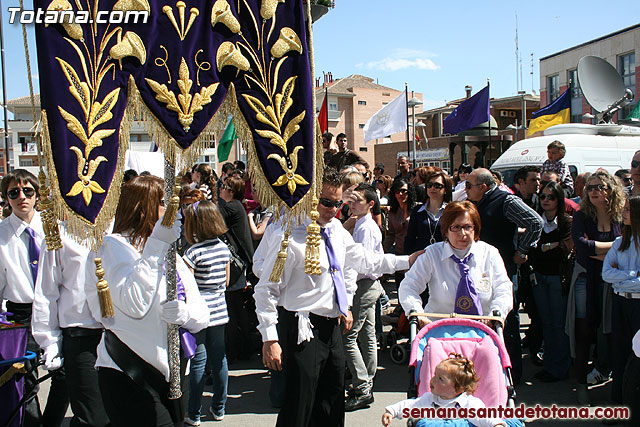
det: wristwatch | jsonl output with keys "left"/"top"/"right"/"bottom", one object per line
{"left": 517, "top": 251, "right": 527, "bottom": 259}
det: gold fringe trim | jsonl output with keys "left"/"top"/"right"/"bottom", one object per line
{"left": 94, "top": 257, "right": 114, "bottom": 318}
{"left": 161, "top": 177, "right": 182, "bottom": 227}
{"left": 41, "top": 104, "right": 130, "bottom": 252}
{"left": 37, "top": 170, "right": 63, "bottom": 251}
{"left": 269, "top": 231, "right": 290, "bottom": 282}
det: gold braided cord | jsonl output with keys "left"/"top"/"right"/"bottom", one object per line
{"left": 19, "top": 0, "right": 62, "bottom": 251}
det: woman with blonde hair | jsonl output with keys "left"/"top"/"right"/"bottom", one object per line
{"left": 569, "top": 169, "right": 625, "bottom": 404}
{"left": 88, "top": 175, "right": 208, "bottom": 425}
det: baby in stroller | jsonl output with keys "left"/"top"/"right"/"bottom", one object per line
{"left": 382, "top": 353, "right": 505, "bottom": 427}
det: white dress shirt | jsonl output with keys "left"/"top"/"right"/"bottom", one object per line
{"left": 0, "top": 212, "right": 44, "bottom": 303}
{"left": 385, "top": 392, "right": 506, "bottom": 427}
{"left": 352, "top": 213, "right": 383, "bottom": 281}
{"left": 399, "top": 241, "right": 513, "bottom": 320}
{"left": 254, "top": 218, "right": 409, "bottom": 343}
{"left": 85, "top": 234, "right": 209, "bottom": 381}
{"left": 32, "top": 227, "right": 102, "bottom": 352}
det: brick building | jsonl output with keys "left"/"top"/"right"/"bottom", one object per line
{"left": 540, "top": 24, "right": 639, "bottom": 122}
{"left": 315, "top": 73, "right": 422, "bottom": 169}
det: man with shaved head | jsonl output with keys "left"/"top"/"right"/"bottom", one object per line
{"left": 466, "top": 168, "right": 543, "bottom": 384}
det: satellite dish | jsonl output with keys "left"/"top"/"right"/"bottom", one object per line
{"left": 577, "top": 56, "right": 634, "bottom": 123}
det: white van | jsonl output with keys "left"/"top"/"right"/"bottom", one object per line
{"left": 491, "top": 123, "right": 640, "bottom": 187}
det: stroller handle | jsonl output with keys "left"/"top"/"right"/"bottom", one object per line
{"left": 408, "top": 311, "right": 504, "bottom": 326}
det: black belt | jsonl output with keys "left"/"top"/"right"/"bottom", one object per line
{"left": 62, "top": 327, "right": 104, "bottom": 338}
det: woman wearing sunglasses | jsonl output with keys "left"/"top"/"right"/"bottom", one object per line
{"left": 569, "top": 169, "right": 625, "bottom": 404}
{"left": 405, "top": 169, "right": 452, "bottom": 254}
{"left": 383, "top": 178, "right": 416, "bottom": 288}
{"left": 528, "top": 182, "right": 573, "bottom": 383}
{"left": 603, "top": 195, "right": 640, "bottom": 409}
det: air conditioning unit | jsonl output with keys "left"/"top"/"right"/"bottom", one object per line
{"left": 500, "top": 110, "right": 516, "bottom": 118}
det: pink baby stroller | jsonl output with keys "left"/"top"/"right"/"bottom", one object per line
{"left": 407, "top": 311, "right": 516, "bottom": 410}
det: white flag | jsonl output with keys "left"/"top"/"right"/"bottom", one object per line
{"left": 363, "top": 93, "right": 407, "bottom": 142}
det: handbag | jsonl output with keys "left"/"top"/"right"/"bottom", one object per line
{"left": 220, "top": 233, "right": 247, "bottom": 291}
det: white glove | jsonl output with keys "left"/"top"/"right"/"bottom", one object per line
{"left": 149, "top": 213, "right": 181, "bottom": 245}
{"left": 160, "top": 300, "right": 190, "bottom": 326}
{"left": 43, "top": 344, "right": 63, "bottom": 371}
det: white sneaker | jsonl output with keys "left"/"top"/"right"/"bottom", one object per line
{"left": 209, "top": 407, "right": 225, "bottom": 421}
{"left": 586, "top": 367, "right": 609, "bottom": 385}
{"left": 184, "top": 417, "right": 201, "bottom": 426}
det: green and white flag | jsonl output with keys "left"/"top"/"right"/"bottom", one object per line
{"left": 217, "top": 116, "right": 237, "bottom": 162}
{"left": 626, "top": 103, "right": 640, "bottom": 120}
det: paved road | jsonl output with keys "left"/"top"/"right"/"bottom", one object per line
{"left": 38, "top": 311, "right": 621, "bottom": 426}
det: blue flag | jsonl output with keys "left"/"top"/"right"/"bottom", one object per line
{"left": 443, "top": 84, "right": 490, "bottom": 135}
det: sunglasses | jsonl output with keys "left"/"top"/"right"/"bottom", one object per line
{"left": 632, "top": 160, "right": 640, "bottom": 169}
{"left": 539, "top": 193, "right": 556, "bottom": 201}
{"left": 587, "top": 184, "right": 607, "bottom": 193}
{"left": 622, "top": 177, "right": 632, "bottom": 184}
{"left": 7, "top": 187, "right": 36, "bottom": 200}
{"left": 318, "top": 198, "right": 343, "bottom": 209}
{"left": 426, "top": 182, "right": 445, "bottom": 190}
{"left": 395, "top": 188, "right": 408, "bottom": 194}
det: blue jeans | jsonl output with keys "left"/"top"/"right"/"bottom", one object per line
{"left": 532, "top": 273, "right": 570, "bottom": 379}
{"left": 188, "top": 325, "right": 228, "bottom": 420}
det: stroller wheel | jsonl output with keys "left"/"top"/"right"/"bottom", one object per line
{"left": 390, "top": 343, "right": 407, "bottom": 365}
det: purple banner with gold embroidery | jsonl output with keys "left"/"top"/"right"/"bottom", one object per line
{"left": 35, "top": 0, "right": 316, "bottom": 243}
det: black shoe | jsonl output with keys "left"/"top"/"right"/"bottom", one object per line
{"left": 345, "top": 393, "right": 374, "bottom": 412}
{"left": 531, "top": 353, "right": 543, "bottom": 367}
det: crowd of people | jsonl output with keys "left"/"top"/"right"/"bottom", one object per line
{"left": 0, "top": 138, "right": 639, "bottom": 426}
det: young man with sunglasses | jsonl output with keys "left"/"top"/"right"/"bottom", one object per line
{"left": 254, "top": 168, "right": 421, "bottom": 427}
{"left": 0, "top": 169, "right": 69, "bottom": 425}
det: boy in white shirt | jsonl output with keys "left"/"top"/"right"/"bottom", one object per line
{"left": 344, "top": 183, "right": 384, "bottom": 411}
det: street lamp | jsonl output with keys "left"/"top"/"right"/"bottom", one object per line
{"left": 407, "top": 96, "right": 422, "bottom": 168}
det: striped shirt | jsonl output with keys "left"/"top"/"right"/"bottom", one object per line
{"left": 183, "top": 238, "right": 231, "bottom": 326}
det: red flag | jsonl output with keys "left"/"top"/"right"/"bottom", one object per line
{"left": 318, "top": 93, "right": 328, "bottom": 134}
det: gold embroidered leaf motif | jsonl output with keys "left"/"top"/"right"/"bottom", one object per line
{"left": 189, "top": 83, "right": 219, "bottom": 115}
{"left": 283, "top": 110, "right": 305, "bottom": 145}
{"left": 271, "top": 57, "right": 286, "bottom": 96}
{"left": 255, "top": 129, "right": 286, "bottom": 153}
{"left": 242, "top": 94, "right": 279, "bottom": 131}
{"left": 274, "top": 76, "right": 296, "bottom": 125}
{"left": 88, "top": 88, "right": 120, "bottom": 134}
{"left": 145, "top": 78, "right": 181, "bottom": 113}
{"left": 268, "top": 146, "right": 308, "bottom": 195}
{"left": 56, "top": 57, "right": 91, "bottom": 120}
{"left": 67, "top": 147, "right": 107, "bottom": 205}
{"left": 86, "top": 129, "right": 115, "bottom": 157}
{"left": 58, "top": 107, "right": 89, "bottom": 145}
{"left": 177, "top": 59, "right": 193, "bottom": 114}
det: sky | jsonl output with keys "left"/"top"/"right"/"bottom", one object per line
{"left": 1, "top": 0, "right": 639, "bottom": 120}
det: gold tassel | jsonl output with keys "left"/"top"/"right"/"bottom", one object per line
{"left": 305, "top": 197, "right": 321, "bottom": 275}
{"left": 94, "top": 258, "right": 114, "bottom": 318}
{"left": 37, "top": 170, "right": 63, "bottom": 251}
{"left": 161, "top": 176, "right": 182, "bottom": 227}
{"left": 269, "top": 231, "right": 290, "bottom": 282}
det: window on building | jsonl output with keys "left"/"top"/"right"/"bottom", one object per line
{"left": 359, "top": 124, "right": 365, "bottom": 129}
{"left": 618, "top": 53, "right": 636, "bottom": 118}
{"left": 328, "top": 102, "right": 338, "bottom": 111}
{"left": 358, "top": 147, "right": 367, "bottom": 152}
{"left": 382, "top": 92, "right": 391, "bottom": 97}
{"left": 358, "top": 100, "right": 366, "bottom": 106}
{"left": 0, "top": 151, "right": 4, "bottom": 159}
{"left": 0, "top": 166, "right": 4, "bottom": 174}
{"left": 547, "top": 74, "right": 559, "bottom": 103}
{"left": 19, "top": 158, "right": 33, "bottom": 167}
{"left": 568, "top": 69, "right": 582, "bottom": 123}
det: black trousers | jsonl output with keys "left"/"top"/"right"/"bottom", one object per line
{"left": 276, "top": 308, "right": 345, "bottom": 427}
{"left": 503, "top": 263, "right": 522, "bottom": 385}
{"left": 98, "top": 368, "right": 174, "bottom": 427}
{"left": 611, "top": 294, "right": 640, "bottom": 403}
{"left": 61, "top": 328, "right": 110, "bottom": 427}
{"left": 623, "top": 355, "right": 640, "bottom": 426}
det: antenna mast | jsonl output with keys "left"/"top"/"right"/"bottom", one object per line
{"left": 515, "top": 12, "right": 520, "bottom": 93}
